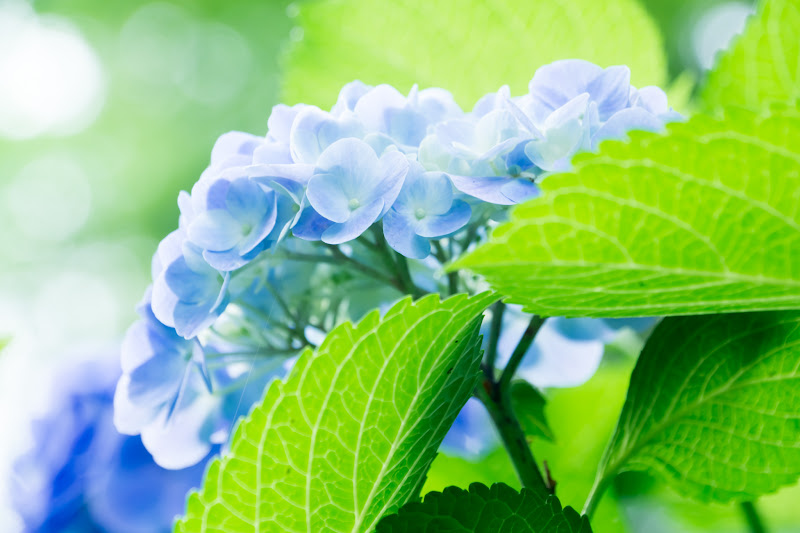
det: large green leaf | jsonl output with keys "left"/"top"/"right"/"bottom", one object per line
{"left": 453, "top": 105, "right": 800, "bottom": 317}
{"left": 282, "top": 0, "right": 667, "bottom": 108}
{"left": 175, "top": 292, "right": 496, "bottom": 532}
{"left": 376, "top": 482, "right": 591, "bottom": 532}
{"left": 590, "top": 312, "right": 800, "bottom": 505}
{"left": 702, "top": 0, "right": 800, "bottom": 110}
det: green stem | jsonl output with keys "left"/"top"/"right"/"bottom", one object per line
{"left": 498, "top": 314, "right": 545, "bottom": 391}
{"left": 582, "top": 473, "right": 611, "bottom": 518}
{"left": 432, "top": 240, "right": 459, "bottom": 295}
{"left": 484, "top": 302, "right": 506, "bottom": 377}
{"left": 476, "top": 381, "right": 550, "bottom": 495}
{"left": 740, "top": 501, "right": 768, "bottom": 533}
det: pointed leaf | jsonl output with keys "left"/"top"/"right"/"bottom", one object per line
{"left": 175, "top": 292, "right": 496, "bottom": 532}
{"left": 593, "top": 312, "right": 800, "bottom": 503}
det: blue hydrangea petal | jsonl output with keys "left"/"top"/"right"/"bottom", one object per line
{"left": 393, "top": 168, "right": 453, "bottom": 215}
{"left": 592, "top": 107, "right": 664, "bottom": 149}
{"left": 586, "top": 65, "right": 631, "bottom": 120}
{"left": 383, "top": 208, "right": 430, "bottom": 259}
{"left": 267, "top": 103, "right": 305, "bottom": 144}
{"left": 321, "top": 197, "right": 384, "bottom": 244}
{"left": 139, "top": 377, "right": 218, "bottom": 469}
{"left": 500, "top": 179, "right": 540, "bottom": 203}
{"left": 210, "top": 131, "right": 262, "bottom": 165}
{"left": 416, "top": 199, "right": 471, "bottom": 238}
{"left": 473, "top": 109, "right": 523, "bottom": 154}
{"left": 252, "top": 141, "right": 293, "bottom": 165}
{"left": 354, "top": 84, "right": 408, "bottom": 134}
{"left": 375, "top": 149, "right": 411, "bottom": 216}
{"left": 528, "top": 59, "right": 603, "bottom": 121}
{"left": 188, "top": 210, "right": 243, "bottom": 252}
{"left": 448, "top": 174, "right": 517, "bottom": 205}
{"left": 416, "top": 87, "right": 461, "bottom": 122}
{"left": 249, "top": 163, "right": 313, "bottom": 203}
{"left": 308, "top": 138, "right": 383, "bottom": 222}
{"left": 290, "top": 106, "right": 364, "bottom": 164}
{"left": 472, "top": 85, "right": 511, "bottom": 117}
{"left": 631, "top": 86, "right": 669, "bottom": 115}
{"left": 292, "top": 203, "right": 334, "bottom": 241}
{"left": 331, "top": 80, "right": 371, "bottom": 115}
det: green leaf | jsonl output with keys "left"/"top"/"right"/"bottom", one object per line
{"left": 702, "top": 0, "right": 800, "bottom": 111}
{"left": 453, "top": 105, "right": 800, "bottom": 317}
{"left": 591, "top": 311, "right": 800, "bottom": 504}
{"left": 282, "top": 0, "right": 667, "bottom": 109}
{"left": 175, "top": 292, "right": 497, "bottom": 533}
{"left": 510, "top": 381, "right": 554, "bottom": 443}
{"left": 376, "top": 482, "right": 591, "bottom": 533}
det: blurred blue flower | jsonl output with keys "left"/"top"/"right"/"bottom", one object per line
{"left": 383, "top": 161, "right": 470, "bottom": 258}
{"left": 306, "top": 138, "right": 408, "bottom": 244}
{"left": 440, "top": 398, "right": 498, "bottom": 458}
{"left": 12, "top": 356, "right": 210, "bottom": 533}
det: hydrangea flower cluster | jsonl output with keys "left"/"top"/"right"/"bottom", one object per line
{"left": 116, "top": 60, "right": 679, "bottom": 467}
{"left": 12, "top": 356, "right": 211, "bottom": 533}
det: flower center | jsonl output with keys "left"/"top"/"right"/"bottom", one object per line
{"left": 414, "top": 208, "right": 426, "bottom": 220}
{"left": 348, "top": 198, "right": 361, "bottom": 210}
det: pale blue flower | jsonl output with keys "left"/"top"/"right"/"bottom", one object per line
{"left": 182, "top": 176, "right": 292, "bottom": 271}
{"left": 331, "top": 80, "right": 371, "bottom": 116}
{"left": 383, "top": 161, "right": 471, "bottom": 258}
{"left": 306, "top": 138, "right": 408, "bottom": 244}
{"left": 419, "top": 90, "right": 539, "bottom": 204}
{"left": 525, "top": 60, "right": 632, "bottom": 123}
{"left": 354, "top": 84, "right": 461, "bottom": 150}
{"left": 289, "top": 106, "right": 364, "bottom": 164}
{"left": 115, "top": 289, "right": 217, "bottom": 468}
{"left": 523, "top": 92, "right": 597, "bottom": 172}
{"left": 150, "top": 229, "right": 229, "bottom": 339}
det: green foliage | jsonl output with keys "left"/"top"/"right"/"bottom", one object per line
{"left": 175, "top": 292, "right": 496, "bottom": 532}
{"left": 702, "top": 0, "right": 800, "bottom": 111}
{"left": 282, "top": 0, "right": 667, "bottom": 108}
{"left": 376, "top": 482, "right": 591, "bottom": 533}
{"left": 453, "top": 105, "right": 800, "bottom": 317}
{"left": 592, "top": 312, "right": 800, "bottom": 504}
{"left": 511, "top": 381, "right": 554, "bottom": 443}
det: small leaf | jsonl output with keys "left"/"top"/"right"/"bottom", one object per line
{"left": 510, "top": 380, "right": 554, "bottom": 443}
{"left": 702, "top": 0, "right": 800, "bottom": 111}
{"left": 453, "top": 105, "right": 800, "bottom": 317}
{"left": 283, "top": 0, "right": 667, "bottom": 108}
{"left": 376, "top": 482, "right": 591, "bottom": 533}
{"left": 593, "top": 311, "right": 800, "bottom": 503}
{"left": 175, "top": 292, "right": 497, "bottom": 533}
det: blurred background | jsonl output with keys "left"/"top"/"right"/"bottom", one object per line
{"left": 0, "top": 0, "right": 781, "bottom": 531}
